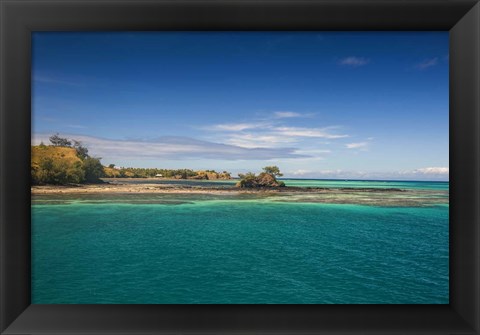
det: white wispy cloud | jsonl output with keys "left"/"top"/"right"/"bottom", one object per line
{"left": 205, "top": 119, "right": 348, "bottom": 150}
{"left": 209, "top": 123, "right": 265, "bottom": 131}
{"left": 294, "top": 149, "right": 331, "bottom": 155}
{"left": 225, "top": 133, "right": 297, "bottom": 148}
{"left": 273, "top": 126, "right": 348, "bottom": 139}
{"left": 413, "top": 167, "right": 449, "bottom": 175}
{"left": 346, "top": 142, "right": 368, "bottom": 149}
{"left": 32, "top": 133, "right": 308, "bottom": 161}
{"left": 209, "top": 111, "right": 314, "bottom": 131}
{"left": 273, "top": 111, "right": 306, "bottom": 119}
{"left": 416, "top": 57, "right": 438, "bottom": 70}
{"left": 338, "top": 56, "right": 369, "bottom": 67}
{"left": 33, "top": 75, "right": 83, "bottom": 86}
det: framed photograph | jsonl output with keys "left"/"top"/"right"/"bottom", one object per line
{"left": 1, "top": 1, "right": 479, "bottom": 334}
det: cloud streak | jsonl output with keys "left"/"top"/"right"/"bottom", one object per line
{"left": 273, "top": 111, "right": 313, "bottom": 119}
{"left": 346, "top": 142, "right": 368, "bottom": 149}
{"left": 209, "top": 123, "right": 265, "bottom": 132}
{"left": 225, "top": 133, "right": 297, "bottom": 148}
{"left": 274, "top": 126, "right": 348, "bottom": 139}
{"left": 33, "top": 75, "right": 83, "bottom": 86}
{"left": 416, "top": 57, "right": 438, "bottom": 70}
{"left": 205, "top": 118, "right": 348, "bottom": 149}
{"left": 339, "top": 56, "right": 369, "bottom": 67}
{"left": 32, "top": 133, "right": 308, "bottom": 161}
{"left": 413, "top": 167, "right": 449, "bottom": 175}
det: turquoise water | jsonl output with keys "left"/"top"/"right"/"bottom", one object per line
{"left": 105, "top": 178, "right": 449, "bottom": 191}
{"left": 32, "top": 180, "right": 449, "bottom": 304}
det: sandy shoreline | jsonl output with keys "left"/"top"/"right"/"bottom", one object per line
{"left": 32, "top": 183, "right": 240, "bottom": 195}
{"left": 31, "top": 181, "right": 409, "bottom": 195}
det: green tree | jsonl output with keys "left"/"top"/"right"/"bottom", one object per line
{"left": 32, "top": 157, "right": 54, "bottom": 184}
{"left": 49, "top": 133, "right": 71, "bottom": 147}
{"left": 108, "top": 164, "right": 115, "bottom": 169}
{"left": 72, "top": 140, "right": 89, "bottom": 159}
{"left": 66, "top": 161, "right": 85, "bottom": 184}
{"left": 236, "top": 172, "right": 257, "bottom": 187}
{"left": 237, "top": 167, "right": 285, "bottom": 188}
{"left": 262, "top": 166, "right": 283, "bottom": 177}
{"left": 83, "top": 157, "right": 105, "bottom": 183}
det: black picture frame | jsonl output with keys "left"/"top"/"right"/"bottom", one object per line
{"left": 1, "top": 0, "right": 479, "bottom": 334}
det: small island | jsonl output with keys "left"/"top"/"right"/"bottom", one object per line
{"left": 236, "top": 166, "right": 285, "bottom": 188}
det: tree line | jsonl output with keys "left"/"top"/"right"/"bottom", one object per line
{"left": 104, "top": 165, "right": 231, "bottom": 180}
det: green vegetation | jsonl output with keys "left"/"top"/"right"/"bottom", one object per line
{"left": 262, "top": 166, "right": 283, "bottom": 178}
{"left": 83, "top": 157, "right": 105, "bottom": 183}
{"left": 236, "top": 166, "right": 286, "bottom": 188}
{"left": 31, "top": 135, "right": 104, "bottom": 185}
{"left": 49, "top": 133, "right": 72, "bottom": 147}
{"left": 103, "top": 167, "right": 231, "bottom": 180}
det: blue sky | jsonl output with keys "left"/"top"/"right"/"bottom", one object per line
{"left": 32, "top": 32, "right": 449, "bottom": 180}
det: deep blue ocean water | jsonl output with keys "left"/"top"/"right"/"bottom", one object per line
{"left": 31, "top": 179, "right": 449, "bottom": 304}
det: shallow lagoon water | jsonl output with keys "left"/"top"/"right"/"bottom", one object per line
{"left": 32, "top": 180, "right": 449, "bottom": 304}
{"left": 105, "top": 177, "right": 449, "bottom": 191}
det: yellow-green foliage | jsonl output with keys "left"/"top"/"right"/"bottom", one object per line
{"left": 195, "top": 170, "right": 223, "bottom": 180}
{"left": 32, "top": 146, "right": 85, "bottom": 184}
{"left": 32, "top": 145, "right": 82, "bottom": 166}
{"left": 103, "top": 167, "right": 122, "bottom": 178}
{"left": 31, "top": 145, "right": 104, "bottom": 185}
